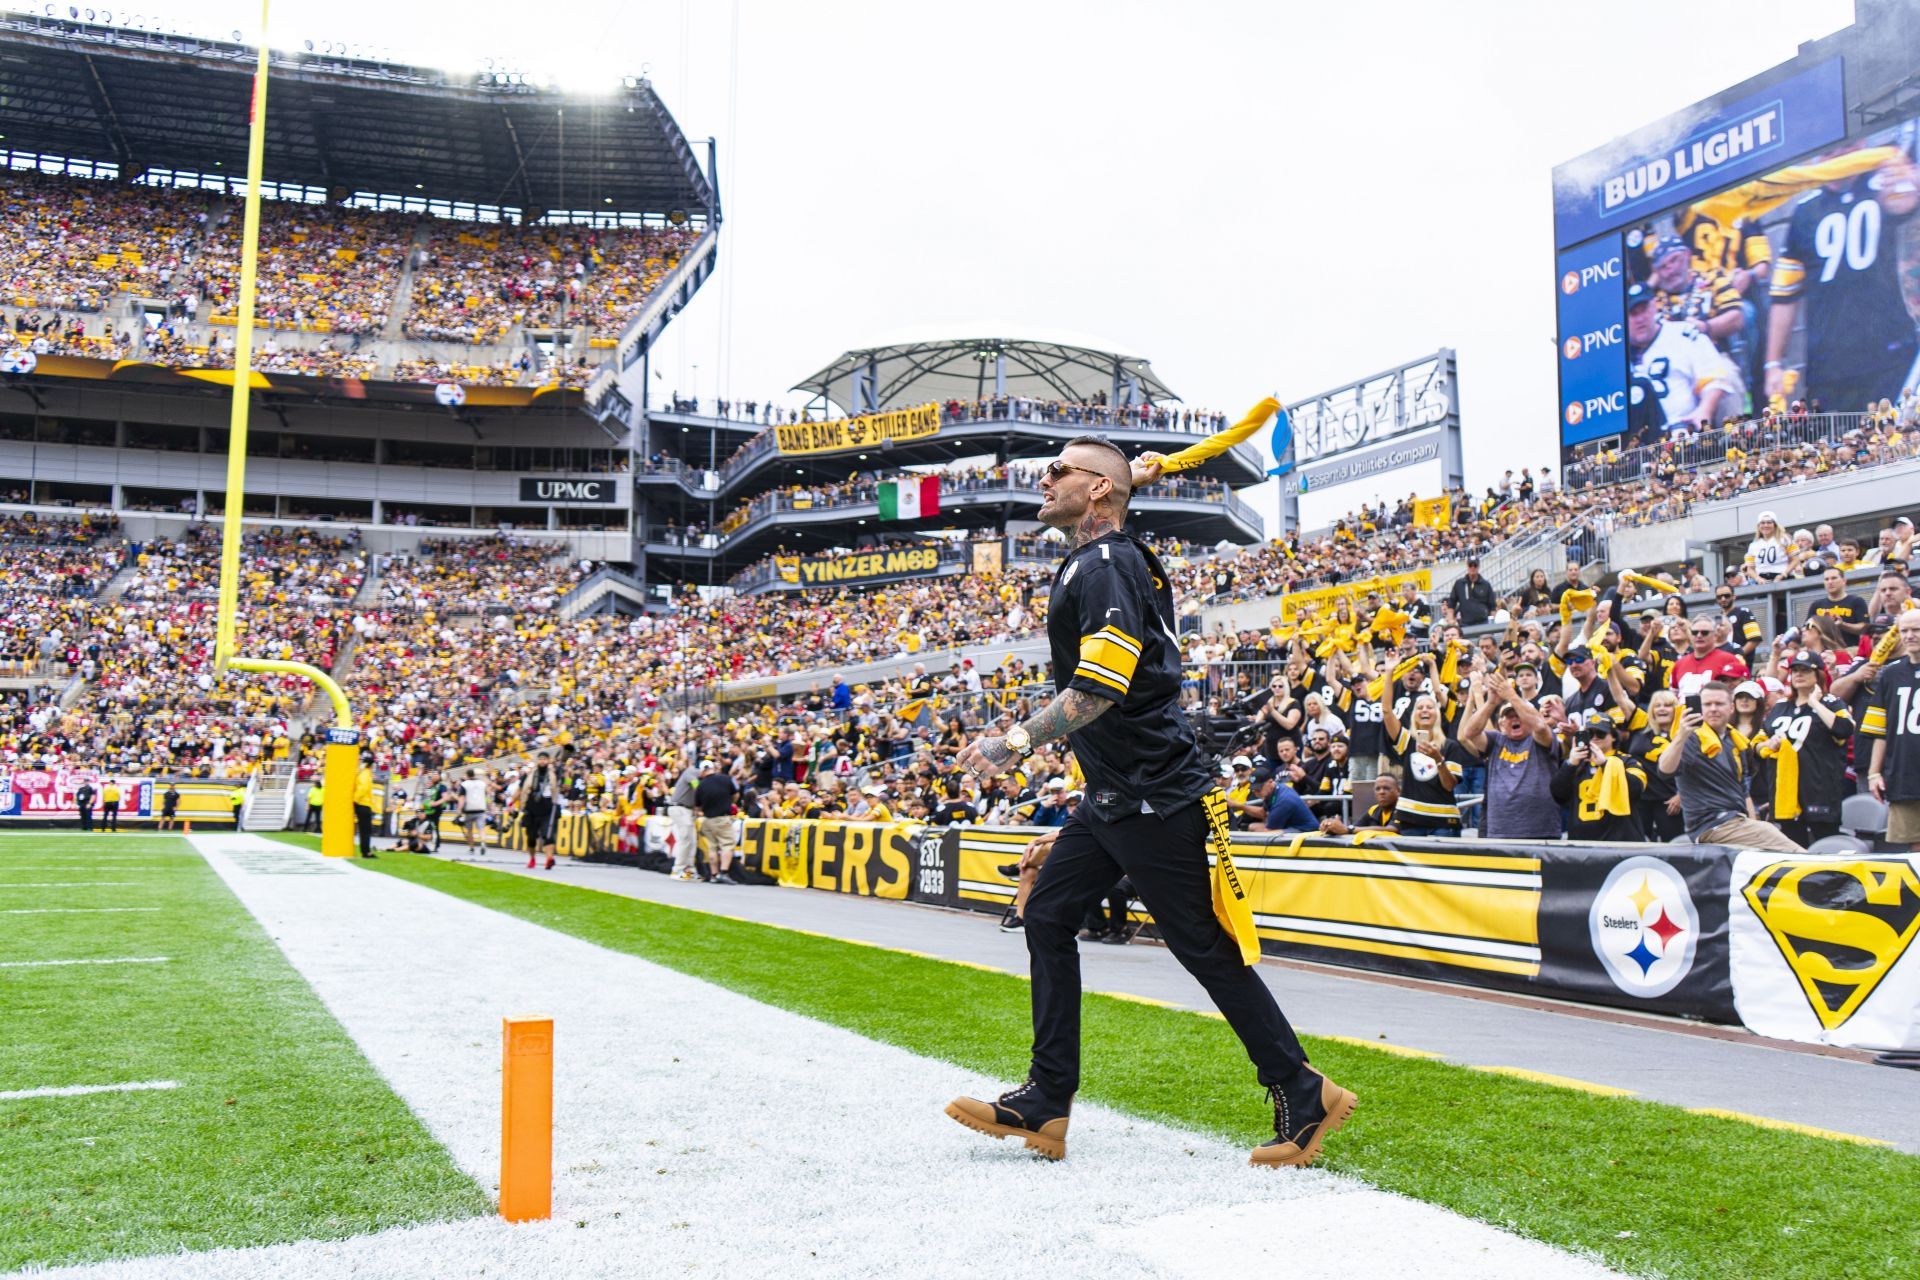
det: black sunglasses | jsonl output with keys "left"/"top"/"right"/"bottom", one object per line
{"left": 1044, "top": 460, "right": 1107, "bottom": 482}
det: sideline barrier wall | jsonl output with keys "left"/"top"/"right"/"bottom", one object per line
{"left": 720, "top": 819, "right": 1920, "bottom": 1052}
{"left": 0, "top": 768, "right": 245, "bottom": 827}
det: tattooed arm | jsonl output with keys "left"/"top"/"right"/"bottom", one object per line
{"left": 956, "top": 688, "right": 1114, "bottom": 778}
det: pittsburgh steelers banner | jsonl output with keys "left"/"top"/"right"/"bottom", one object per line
{"left": 1279, "top": 570, "right": 1432, "bottom": 621}
{"left": 1729, "top": 852, "right": 1920, "bottom": 1051}
{"left": 774, "top": 402, "right": 942, "bottom": 457}
{"left": 1537, "top": 846, "right": 1736, "bottom": 1023}
{"left": 736, "top": 818, "right": 926, "bottom": 899}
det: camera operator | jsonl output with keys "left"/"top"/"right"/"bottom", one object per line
{"left": 1551, "top": 718, "right": 1647, "bottom": 841}
{"left": 1656, "top": 682, "right": 1803, "bottom": 851}
{"left": 1754, "top": 649, "right": 1854, "bottom": 846}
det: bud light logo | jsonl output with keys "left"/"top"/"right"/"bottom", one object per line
{"left": 1565, "top": 402, "right": 1585, "bottom": 426}
{"left": 1561, "top": 270, "right": 1581, "bottom": 295}
{"left": 1563, "top": 337, "right": 1583, "bottom": 361}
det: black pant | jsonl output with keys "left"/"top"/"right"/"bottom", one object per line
{"left": 354, "top": 803, "right": 373, "bottom": 855}
{"left": 101, "top": 802, "right": 118, "bottom": 832}
{"left": 1780, "top": 817, "right": 1840, "bottom": 848}
{"left": 76, "top": 805, "right": 93, "bottom": 832}
{"left": 1023, "top": 801, "right": 1308, "bottom": 1098}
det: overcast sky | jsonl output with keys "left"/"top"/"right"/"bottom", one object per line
{"left": 60, "top": 0, "right": 1858, "bottom": 527}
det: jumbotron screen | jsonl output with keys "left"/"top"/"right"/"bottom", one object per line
{"left": 1552, "top": 56, "right": 1920, "bottom": 462}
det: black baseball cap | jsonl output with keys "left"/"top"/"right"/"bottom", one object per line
{"left": 1871, "top": 612, "right": 1898, "bottom": 633}
{"left": 1565, "top": 645, "right": 1594, "bottom": 664}
{"left": 1787, "top": 649, "right": 1821, "bottom": 670}
{"left": 1626, "top": 283, "right": 1653, "bottom": 308}
{"left": 1466, "top": 555, "right": 1481, "bottom": 565}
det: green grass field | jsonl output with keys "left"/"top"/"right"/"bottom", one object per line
{"left": 0, "top": 834, "right": 488, "bottom": 1271}
{"left": 284, "top": 836, "right": 1918, "bottom": 1280}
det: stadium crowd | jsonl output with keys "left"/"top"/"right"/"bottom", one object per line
{"left": 0, "top": 170, "right": 700, "bottom": 385}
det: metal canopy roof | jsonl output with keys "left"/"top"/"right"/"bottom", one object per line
{"left": 0, "top": 14, "right": 716, "bottom": 216}
{"left": 793, "top": 336, "right": 1178, "bottom": 415}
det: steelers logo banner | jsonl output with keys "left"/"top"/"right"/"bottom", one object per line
{"left": 1537, "top": 845, "right": 1736, "bottom": 1022}
{"left": 1730, "top": 852, "right": 1920, "bottom": 1050}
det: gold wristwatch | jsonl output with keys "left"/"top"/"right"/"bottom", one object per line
{"left": 1005, "top": 725, "right": 1034, "bottom": 758}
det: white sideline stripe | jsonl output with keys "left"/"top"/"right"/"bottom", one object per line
{"left": 1230, "top": 856, "right": 1542, "bottom": 889}
{"left": 0, "top": 881, "right": 144, "bottom": 887}
{"left": 0, "top": 907, "right": 160, "bottom": 915}
{"left": 0, "top": 956, "right": 169, "bottom": 968}
{"left": 0, "top": 1080, "right": 178, "bottom": 1101}
{"left": 84, "top": 832, "right": 1613, "bottom": 1280}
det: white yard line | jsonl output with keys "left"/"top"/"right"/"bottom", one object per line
{"left": 0, "top": 907, "right": 159, "bottom": 915}
{"left": 0, "top": 867, "right": 170, "bottom": 875}
{"left": 31, "top": 834, "right": 1623, "bottom": 1280}
{"left": 0, "top": 1080, "right": 178, "bottom": 1101}
{"left": 0, "top": 957, "right": 169, "bottom": 968}
{"left": 0, "top": 881, "right": 144, "bottom": 888}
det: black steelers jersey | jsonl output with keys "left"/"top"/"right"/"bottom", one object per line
{"left": 1862, "top": 658, "right": 1920, "bottom": 803}
{"left": 1773, "top": 175, "right": 1919, "bottom": 405}
{"left": 1047, "top": 531, "right": 1213, "bottom": 819}
{"left": 1760, "top": 695, "right": 1855, "bottom": 822}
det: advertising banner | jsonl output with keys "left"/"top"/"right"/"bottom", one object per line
{"left": 1730, "top": 852, "right": 1920, "bottom": 1050}
{"left": 1538, "top": 847, "right": 1736, "bottom": 1022}
{"left": 0, "top": 768, "right": 152, "bottom": 820}
{"left": 1552, "top": 58, "right": 1920, "bottom": 462}
{"left": 1292, "top": 431, "right": 1442, "bottom": 494}
{"left": 518, "top": 478, "right": 617, "bottom": 504}
{"left": 1555, "top": 234, "right": 1630, "bottom": 450}
{"left": 774, "top": 403, "right": 941, "bottom": 457}
{"left": 1551, "top": 59, "right": 1847, "bottom": 248}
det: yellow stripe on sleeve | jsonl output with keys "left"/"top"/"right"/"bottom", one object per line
{"left": 1862, "top": 706, "right": 1887, "bottom": 737}
{"left": 1075, "top": 661, "right": 1131, "bottom": 693}
{"left": 1079, "top": 633, "right": 1140, "bottom": 685}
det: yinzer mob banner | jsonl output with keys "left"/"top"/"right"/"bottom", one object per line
{"left": 774, "top": 403, "right": 942, "bottom": 457}
{"left": 775, "top": 544, "right": 947, "bottom": 588}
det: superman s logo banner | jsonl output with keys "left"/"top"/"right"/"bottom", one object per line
{"left": 1743, "top": 859, "right": 1920, "bottom": 1030}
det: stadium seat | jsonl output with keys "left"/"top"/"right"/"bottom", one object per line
{"left": 1841, "top": 793, "right": 1889, "bottom": 838}
{"left": 1807, "top": 835, "right": 1872, "bottom": 854}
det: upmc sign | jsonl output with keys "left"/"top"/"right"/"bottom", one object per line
{"left": 1555, "top": 235, "right": 1627, "bottom": 448}
{"left": 518, "top": 477, "right": 617, "bottom": 505}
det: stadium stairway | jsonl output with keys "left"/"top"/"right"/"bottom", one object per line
{"left": 240, "top": 760, "right": 298, "bottom": 831}
{"left": 382, "top": 227, "right": 432, "bottom": 342}
{"left": 94, "top": 555, "right": 143, "bottom": 602}
{"left": 556, "top": 565, "right": 651, "bottom": 619}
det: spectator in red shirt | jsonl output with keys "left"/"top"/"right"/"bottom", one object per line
{"left": 1670, "top": 615, "right": 1750, "bottom": 698}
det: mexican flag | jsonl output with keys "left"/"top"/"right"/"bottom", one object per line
{"left": 878, "top": 475, "right": 940, "bottom": 520}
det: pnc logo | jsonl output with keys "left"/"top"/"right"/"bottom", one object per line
{"left": 1561, "top": 270, "right": 1581, "bottom": 295}
{"left": 1564, "top": 401, "right": 1585, "bottom": 426}
{"left": 1563, "top": 337, "right": 1583, "bottom": 361}
{"left": 1742, "top": 859, "right": 1920, "bottom": 1030}
{"left": 1590, "top": 855, "right": 1700, "bottom": 998}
